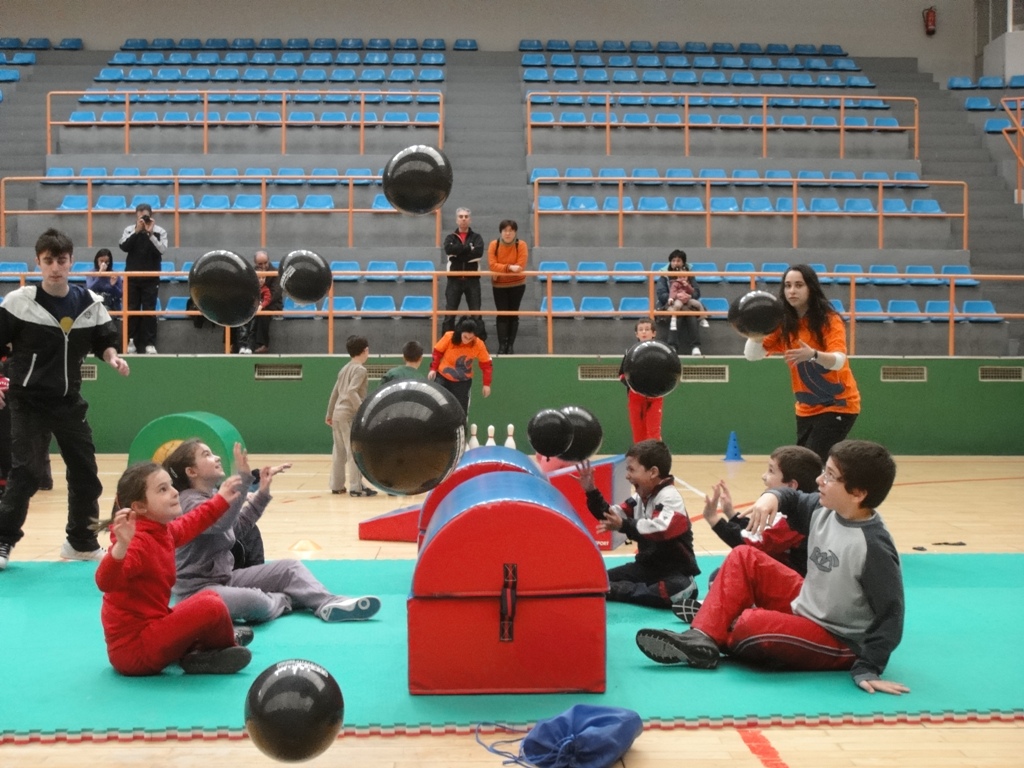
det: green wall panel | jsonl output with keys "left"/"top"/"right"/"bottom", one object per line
{"left": 82, "top": 356, "right": 1024, "bottom": 456}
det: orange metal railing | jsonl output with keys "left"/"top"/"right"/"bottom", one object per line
{"left": 45, "top": 88, "right": 445, "bottom": 156}
{"left": 998, "top": 95, "right": 1024, "bottom": 207}
{"left": 530, "top": 175, "right": 968, "bottom": 250}
{"left": 525, "top": 90, "right": 919, "bottom": 159}
{"left": 0, "top": 172, "right": 443, "bottom": 248}
{"left": 0, "top": 267, "right": 1017, "bottom": 357}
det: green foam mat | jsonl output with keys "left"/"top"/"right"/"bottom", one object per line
{"left": 1, "top": 554, "right": 1021, "bottom": 741}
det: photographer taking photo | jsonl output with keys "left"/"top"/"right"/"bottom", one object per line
{"left": 118, "top": 203, "right": 168, "bottom": 354}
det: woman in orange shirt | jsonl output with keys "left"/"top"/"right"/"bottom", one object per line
{"left": 487, "top": 219, "right": 529, "bottom": 355}
{"left": 743, "top": 264, "right": 860, "bottom": 462}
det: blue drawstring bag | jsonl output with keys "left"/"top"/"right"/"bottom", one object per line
{"left": 477, "top": 704, "right": 643, "bottom": 768}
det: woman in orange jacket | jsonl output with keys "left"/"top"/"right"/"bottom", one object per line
{"left": 487, "top": 219, "right": 529, "bottom": 354}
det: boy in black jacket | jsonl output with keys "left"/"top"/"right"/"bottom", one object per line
{"left": 0, "top": 229, "right": 130, "bottom": 570}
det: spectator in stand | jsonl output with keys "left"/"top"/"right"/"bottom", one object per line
{"left": 118, "top": 203, "right": 167, "bottom": 354}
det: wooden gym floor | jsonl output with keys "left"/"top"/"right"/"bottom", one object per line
{"left": 2, "top": 452, "right": 1022, "bottom": 768}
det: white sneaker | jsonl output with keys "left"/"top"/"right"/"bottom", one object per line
{"left": 59, "top": 540, "right": 105, "bottom": 562}
{"left": 126, "top": 340, "right": 137, "bottom": 354}
{"left": 691, "top": 347, "right": 702, "bottom": 356}
{"left": 316, "top": 595, "right": 381, "bottom": 622}
{"left": 0, "top": 541, "right": 11, "bottom": 570}
{"left": 699, "top": 318, "right": 710, "bottom": 328}
{"left": 144, "top": 345, "right": 158, "bottom": 354}
{"left": 239, "top": 347, "right": 252, "bottom": 355}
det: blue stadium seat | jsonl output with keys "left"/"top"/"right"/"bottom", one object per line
{"left": 843, "top": 198, "right": 876, "bottom": 213}
{"left": 402, "top": 260, "right": 435, "bottom": 281}
{"left": 94, "top": 195, "right": 128, "bottom": 211}
{"left": 939, "top": 265, "right": 980, "bottom": 286}
{"left": 301, "top": 194, "right": 334, "bottom": 210}
{"left": 962, "top": 300, "right": 1003, "bottom": 322}
{"left": 361, "top": 295, "right": 398, "bottom": 314}
{"left": 540, "top": 296, "right": 576, "bottom": 313}
{"left": 366, "top": 261, "right": 400, "bottom": 281}
{"left": 617, "top": 296, "right": 650, "bottom": 318}
{"left": 911, "top": 199, "right": 944, "bottom": 214}
{"left": 724, "top": 261, "right": 755, "bottom": 283}
{"left": 612, "top": 261, "right": 646, "bottom": 283}
{"left": 399, "top": 296, "right": 434, "bottom": 317}
{"left": 887, "top": 299, "right": 925, "bottom": 322}
{"left": 711, "top": 197, "right": 740, "bottom": 213}
{"left": 868, "top": 264, "right": 907, "bottom": 285}
{"left": 330, "top": 261, "right": 360, "bottom": 282}
{"left": 688, "top": 262, "right": 721, "bottom": 283}
{"left": 579, "top": 296, "right": 615, "bottom": 315}
{"left": 58, "top": 195, "right": 89, "bottom": 211}
{"left": 905, "top": 265, "right": 942, "bottom": 285}
{"left": 759, "top": 262, "right": 789, "bottom": 283}
{"left": 832, "top": 263, "right": 868, "bottom": 285}
{"left": 537, "top": 261, "right": 571, "bottom": 282}
{"left": 925, "top": 300, "right": 961, "bottom": 322}
{"left": 853, "top": 298, "right": 887, "bottom": 322}
{"left": 231, "top": 194, "right": 263, "bottom": 210}
{"left": 266, "top": 194, "right": 299, "bottom": 210}
{"left": 809, "top": 198, "right": 841, "bottom": 213}
{"left": 197, "top": 194, "right": 230, "bottom": 210}
{"left": 576, "top": 261, "right": 610, "bottom": 282}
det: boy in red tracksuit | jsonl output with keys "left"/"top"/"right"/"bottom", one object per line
{"left": 95, "top": 462, "right": 250, "bottom": 676}
{"left": 620, "top": 318, "right": 663, "bottom": 443}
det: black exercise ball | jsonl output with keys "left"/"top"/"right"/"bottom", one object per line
{"left": 279, "top": 249, "right": 332, "bottom": 304}
{"left": 557, "top": 405, "right": 603, "bottom": 462}
{"left": 728, "top": 290, "right": 785, "bottom": 336}
{"left": 382, "top": 145, "right": 454, "bottom": 215}
{"left": 527, "top": 408, "right": 574, "bottom": 458}
{"left": 245, "top": 659, "right": 344, "bottom": 763}
{"left": 622, "top": 340, "right": 682, "bottom": 398}
{"left": 351, "top": 380, "right": 466, "bottom": 495}
{"left": 188, "top": 250, "right": 261, "bottom": 327}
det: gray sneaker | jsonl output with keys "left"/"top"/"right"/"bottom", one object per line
{"left": 180, "top": 646, "right": 252, "bottom": 674}
{"left": 635, "top": 628, "right": 720, "bottom": 668}
{"left": 316, "top": 595, "right": 381, "bottom": 622}
{"left": 671, "top": 598, "right": 702, "bottom": 623}
{"left": 59, "top": 540, "right": 105, "bottom": 562}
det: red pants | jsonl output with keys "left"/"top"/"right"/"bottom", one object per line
{"left": 627, "top": 390, "right": 663, "bottom": 443}
{"left": 692, "top": 547, "right": 856, "bottom": 671}
{"left": 107, "top": 590, "right": 237, "bottom": 676}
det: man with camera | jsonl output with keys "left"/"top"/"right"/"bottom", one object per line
{"left": 118, "top": 202, "right": 168, "bottom": 354}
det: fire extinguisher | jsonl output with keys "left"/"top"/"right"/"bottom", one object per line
{"left": 923, "top": 6, "right": 937, "bottom": 36}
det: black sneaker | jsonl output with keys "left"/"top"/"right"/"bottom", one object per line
{"left": 0, "top": 541, "right": 11, "bottom": 571}
{"left": 635, "top": 628, "right": 720, "bottom": 668}
{"left": 671, "top": 598, "right": 702, "bottom": 624}
{"left": 234, "top": 626, "right": 254, "bottom": 647}
{"left": 180, "top": 646, "right": 252, "bottom": 674}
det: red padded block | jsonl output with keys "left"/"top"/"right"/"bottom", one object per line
{"left": 547, "top": 455, "right": 628, "bottom": 551}
{"left": 409, "top": 472, "right": 608, "bottom": 694}
{"left": 357, "top": 504, "right": 420, "bottom": 542}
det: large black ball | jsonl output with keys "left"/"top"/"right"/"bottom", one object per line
{"left": 351, "top": 380, "right": 466, "bottom": 495}
{"left": 244, "top": 659, "right": 344, "bottom": 763}
{"left": 527, "top": 408, "right": 574, "bottom": 458}
{"left": 557, "top": 405, "right": 603, "bottom": 462}
{"left": 382, "top": 145, "right": 454, "bottom": 215}
{"left": 278, "top": 249, "right": 332, "bottom": 304}
{"left": 623, "top": 340, "right": 682, "bottom": 398}
{"left": 728, "top": 290, "right": 785, "bottom": 336}
{"left": 188, "top": 250, "right": 261, "bottom": 327}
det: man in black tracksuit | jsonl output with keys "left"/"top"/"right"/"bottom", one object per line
{"left": 441, "top": 207, "right": 486, "bottom": 338}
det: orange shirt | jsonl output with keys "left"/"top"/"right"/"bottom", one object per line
{"left": 762, "top": 314, "right": 861, "bottom": 417}
{"left": 488, "top": 238, "right": 528, "bottom": 288}
{"left": 431, "top": 331, "right": 493, "bottom": 385}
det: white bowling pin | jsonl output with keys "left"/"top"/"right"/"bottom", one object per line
{"left": 485, "top": 425, "right": 497, "bottom": 446}
{"left": 468, "top": 423, "right": 480, "bottom": 449}
{"left": 504, "top": 423, "right": 517, "bottom": 449}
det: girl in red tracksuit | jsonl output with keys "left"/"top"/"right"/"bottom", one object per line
{"left": 94, "top": 462, "right": 248, "bottom": 676}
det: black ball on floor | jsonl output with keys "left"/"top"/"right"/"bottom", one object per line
{"left": 527, "top": 408, "right": 574, "bottom": 458}
{"left": 188, "top": 250, "right": 261, "bottom": 327}
{"left": 557, "top": 405, "right": 603, "bottom": 462}
{"left": 622, "top": 340, "right": 682, "bottom": 398}
{"left": 279, "top": 249, "right": 332, "bottom": 304}
{"left": 382, "top": 145, "right": 454, "bottom": 215}
{"left": 728, "top": 290, "right": 785, "bottom": 337}
{"left": 245, "top": 659, "right": 344, "bottom": 762}
{"left": 351, "top": 380, "right": 466, "bottom": 495}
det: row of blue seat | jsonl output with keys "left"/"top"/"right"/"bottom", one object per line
{"left": 533, "top": 261, "right": 980, "bottom": 286}
{"left": 531, "top": 111, "right": 901, "bottom": 128}
{"left": 518, "top": 40, "right": 847, "bottom": 56}
{"left": 77, "top": 89, "right": 441, "bottom": 105}
{"left": 523, "top": 68, "right": 875, "bottom": 87}
{"left": 948, "top": 75, "right": 1024, "bottom": 90}
{"left": 0, "top": 37, "right": 81, "bottom": 50}
{"left": 535, "top": 195, "right": 944, "bottom": 214}
{"left": 54, "top": 193, "right": 399, "bottom": 211}
{"left": 963, "top": 96, "right": 1023, "bottom": 111}
{"left": 95, "top": 66, "right": 446, "bottom": 83}
{"left": 45, "top": 167, "right": 384, "bottom": 185}
{"left": 120, "top": 37, "right": 461, "bottom": 51}
{"left": 535, "top": 295, "right": 1000, "bottom": 322}
{"left": 529, "top": 168, "right": 925, "bottom": 187}
{"left": 527, "top": 93, "right": 890, "bottom": 109}
{"left": 522, "top": 53, "right": 860, "bottom": 72}
{"left": 0, "top": 52, "right": 35, "bottom": 65}
{"left": 67, "top": 109, "right": 439, "bottom": 125}
{"left": 109, "top": 51, "right": 447, "bottom": 67}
